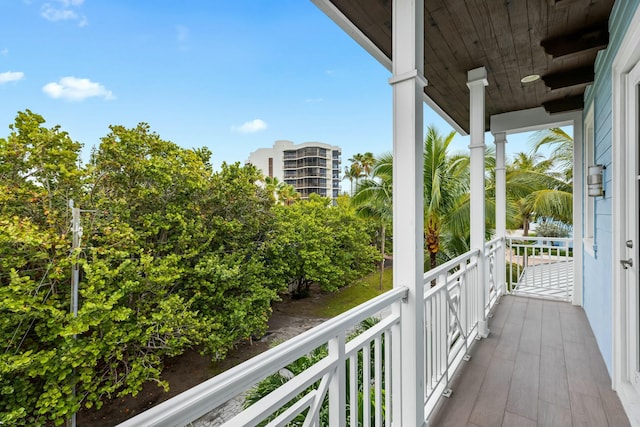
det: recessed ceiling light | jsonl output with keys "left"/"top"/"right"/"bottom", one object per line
{"left": 520, "top": 74, "right": 541, "bottom": 83}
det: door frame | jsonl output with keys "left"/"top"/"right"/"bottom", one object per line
{"left": 612, "top": 5, "right": 640, "bottom": 424}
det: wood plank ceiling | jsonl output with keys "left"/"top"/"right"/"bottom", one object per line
{"left": 326, "top": 0, "right": 615, "bottom": 133}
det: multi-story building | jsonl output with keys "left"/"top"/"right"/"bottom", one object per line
{"left": 247, "top": 140, "right": 341, "bottom": 200}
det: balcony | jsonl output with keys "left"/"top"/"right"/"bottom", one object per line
{"left": 431, "top": 295, "right": 629, "bottom": 427}
{"left": 116, "top": 236, "right": 629, "bottom": 426}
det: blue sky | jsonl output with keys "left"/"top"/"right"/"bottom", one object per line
{"left": 1, "top": 0, "right": 547, "bottom": 174}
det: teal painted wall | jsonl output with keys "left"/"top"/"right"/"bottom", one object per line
{"left": 583, "top": 0, "right": 640, "bottom": 375}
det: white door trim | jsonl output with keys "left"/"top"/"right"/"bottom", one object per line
{"left": 612, "top": 5, "right": 640, "bottom": 425}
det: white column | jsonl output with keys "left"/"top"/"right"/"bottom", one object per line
{"left": 389, "top": 0, "right": 426, "bottom": 425}
{"left": 494, "top": 132, "right": 507, "bottom": 296}
{"left": 468, "top": 67, "right": 489, "bottom": 338}
{"left": 572, "top": 115, "right": 583, "bottom": 306}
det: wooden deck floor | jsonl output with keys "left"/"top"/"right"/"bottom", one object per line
{"left": 430, "top": 295, "right": 630, "bottom": 427}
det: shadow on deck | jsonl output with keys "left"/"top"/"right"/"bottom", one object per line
{"left": 511, "top": 260, "right": 574, "bottom": 302}
{"left": 430, "top": 295, "right": 629, "bottom": 427}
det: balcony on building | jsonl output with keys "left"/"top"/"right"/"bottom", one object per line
{"left": 118, "top": 0, "right": 640, "bottom": 426}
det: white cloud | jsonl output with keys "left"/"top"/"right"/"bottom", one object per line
{"left": 41, "top": 0, "right": 87, "bottom": 26}
{"left": 42, "top": 76, "right": 114, "bottom": 101}
{"left": 0, "top": 71, "right": 25, "bottom": 84}
{"left": 232, "top": 119, "right": 268, "bottom": 134}
{"left": 305, "top": 98, "right": 324, "bottom": 103}
{"left": 42, "top": 4, "right": 77, "bottom": 21}
{"left": 0, "top": 48, "right": 8, "bottom": 56}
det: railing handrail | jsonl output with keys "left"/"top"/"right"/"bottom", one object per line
{"left": 485, "top": 235, "right": 504, "bottom": 248}
{"left": 117, "top": 286, "right": 408, "bottom": 427}
{"left": 507, "top": 235, "right": 572, "bottom": 243}
{"left": 423, "top": 248, "right": 481, "bottom": 284}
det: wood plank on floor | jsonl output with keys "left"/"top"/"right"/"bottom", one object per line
{"left": 468, "top": 356, "right": 515, "bottom": 427}
{"left": 538, "top": 345, "right": 570, "bottom": 409}
{"left": 428, "top": 296, "right": 631, "bottom": 427}
{"left": 489, "top": 295, "right": 514, "bottom": 330}
{"left": 541, "top": 301, "right": 563, "bottom": 348}
{"left": 518, "top": 312, "right": 542, "bottom": 355}
{"left": 570, "top": 390, "right": 609, "bottom": 427}
{"left": 493, "top": 299, "right": 526, "bottom": 361}
{"left": 538, "top": 399, "right": 572, "bottom": 427}
{"left": 431, "top": 359, "right": 487, "bottom": 427}
{"left": 564, "top": 340, "right": 600, "bottom": 398}
{"left": 506, "top": 351, "right": 539, "bottom": 421}
{"left": 598, "top": 385, "right": 632, "bottom": 427}
{"left": 502, "top": 411, "right": 536, "bottom": 427}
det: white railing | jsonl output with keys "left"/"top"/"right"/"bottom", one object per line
{"left": 117, "top": 287, "right": 407, "bottom": 427}
{"left": 423, "top": 249, "right": 482, "bottom": 419}
{"left": 117, "top": 245, "right": 502, "bottom": 427}
{"left": 485, "top": 237, "right": 505, "bottom": 313}
{"left": 506, "top": 236, "right": 573, "bottom": 301}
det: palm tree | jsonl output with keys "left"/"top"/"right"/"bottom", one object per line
{"left": 278, "top": 183, "right": 300, "bottom": 206}
{"left": 360, "top": 152, "right": 375, "bottom": 178}
{"left": 506, "top": 151, "right": 572, "bottom": 235}
{"left": 348, "top": 153, "right": 371, "bottom": 191}
{"left": 264, "top": 176, "right": 283, "bottom": 202}
{"left": 352, "top": 153, "right": 393, "bottom": 289}
{"left": 530, "top": 127, "right": 573, "bottom": 182}
{"left": 353, "top": 126, "right": 469, "bottom": 276}
{"left": 423, "top": 126, "right": 469, "bottom": 272}
{"left": 343, "top": 163, "right": 362, "bottom": 195}
{"left": 443, "top": 145, "right": 501, "bottom": 260}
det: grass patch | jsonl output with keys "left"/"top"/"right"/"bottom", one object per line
{"left": 311, "top": 267, "right": 394, "bottom": 318}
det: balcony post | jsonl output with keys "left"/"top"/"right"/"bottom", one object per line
{"left": 494, "top": 132, "right": 507, "bottom": 296}
{"left": 467, "top": 67, "right": 490, "bottom": 338}
{"left": 389, "top": 0, "right": 426, "bottom": 425}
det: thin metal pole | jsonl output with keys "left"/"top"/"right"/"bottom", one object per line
{"left": 68, "top": 201, "right": 80, "bottom": 427}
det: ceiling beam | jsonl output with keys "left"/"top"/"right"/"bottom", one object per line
{"left": 542, "top": 95, "right": 584, "bottom": 114}
{"left": 541, "top": 23, "right": 609, "bottom": 59}
{"left": 491, "top": 107, "right": 578, "bottom": 135}
{"left": 542, "top": 65, "right": 594, "bottom": 90}
{"left": 546, "top": 0, "right": 583, "bottom": 8}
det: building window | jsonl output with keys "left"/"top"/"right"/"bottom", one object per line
{"left": 268, "top": 157, "right": 273, "bottom": 178}
{"left": 584, "top": 105, "right": 596, "bottom": 256}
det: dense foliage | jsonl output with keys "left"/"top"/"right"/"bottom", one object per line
{"left": 269, "top": 195, "right": 379, "bottom": 297}
{"left": 244, "top": 318, "right": 382, "bottom": 426}
{"left": 0, "top": 111, "right": 379, "bottom": 425}
{"left": 348, "top": 124, "right": 574, "bottom": 270}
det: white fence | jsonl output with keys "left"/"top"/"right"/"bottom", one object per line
{"left": 117, "top": 287, "right": 407, "bottom": 427}
{"left": 423, "top": 249, "right": 481, "bottom": 418}
{"left": 118, "top": 244, "right": 503, "bottom": 427}
{"left": 506, "top": 236, "right": 573, "bottom": 301}
{"left": 485, "top": 237, "right": 505, "bottom": 313}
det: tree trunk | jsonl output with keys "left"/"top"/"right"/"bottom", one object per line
{"left": 523, "top": 217, "right": 530, "bottom": 236}
{"left": 379, "top": 224, "right": 385, "bottom": 290}
{"left": 430, "top": 250, "right": 437, "bottom": 287}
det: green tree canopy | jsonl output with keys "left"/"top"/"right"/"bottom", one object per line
{"left": 269, "top": 194, "right": 379, "bottom": 297}
{"left": 0, "top": 114, "right": 285, "bottom": 425}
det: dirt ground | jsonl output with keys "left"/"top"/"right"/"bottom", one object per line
{"left": 77, "top": 287, "right": 331, "bottom": 426}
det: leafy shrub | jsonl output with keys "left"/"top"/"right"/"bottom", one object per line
{"left": 535, "top": 221, "right": 570, "bottom": 238}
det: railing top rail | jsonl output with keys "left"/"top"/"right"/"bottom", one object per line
{"left": 423, "top": 248, "right": 480, "bottom": 284}
{"left": 506, "top": 235, "right": 572, "bottom": 243}
{"left": 485, "top": 236, "right": 504, "bottom": 247}
{"left": 116, "top": 286, "right": 408, "bottom": 427}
